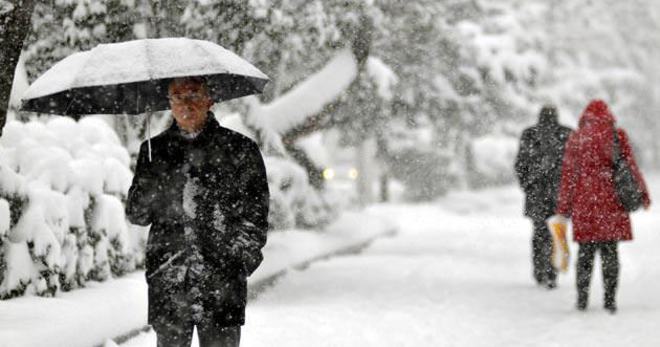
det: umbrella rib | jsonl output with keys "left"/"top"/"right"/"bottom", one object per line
{"left": 143, "top": 39, "right": 156, "bottom": 111}
{"left": 64, "top": 50, "right": 95, "bottom": 116}
{"left": 191, "top": 40, "right": 266, "bottom": 100}
{"left": 143, "top": 39, "right": 154, "bottom": 162}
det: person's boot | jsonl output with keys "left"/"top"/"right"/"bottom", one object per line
{"left": 604, "top": 292, "right": 617, "bottom": 314}
{"left": 576, "top": 292, "right": 588, "bottom": 311}
{"left": 543, "top": 278, "right": 557, "bottom": 290}
{"left": 604, "top": 301, "right": 617, "bottom": 314}
{"left": 544, "top": 271, "right": 558, "bottom": 290}
{"left": 533, "top": 268, "right": 544, "bottom": 286}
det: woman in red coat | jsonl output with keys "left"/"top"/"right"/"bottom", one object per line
{"left": 556, "top": 100, "right": 651, "bottom": 313}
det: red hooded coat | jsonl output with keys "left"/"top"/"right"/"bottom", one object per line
{"left": 556, "top": 100, "right": 651, "bottom": 243}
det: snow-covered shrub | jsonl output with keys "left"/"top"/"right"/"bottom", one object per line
{"left": 220, "top": 113, "right": 340, "bottom": 231}
{"left": 0, "top": 198, "right": 9, "bottom": 290}
{"left": 0, "top": 117, "right": 142, "bottom": 299}
{"left": 89, "top": 194, "right": 132, "bottom": 278}
{"left": 11, "top": 185, "right": 67, "bottom": 296}
{"left": 264, "top": 156, "right": 337, "bottom": 230}
{"left": 0, "top": 160, "right": 29, "bottom": 298}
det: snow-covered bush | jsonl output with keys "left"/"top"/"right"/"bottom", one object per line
{"left": 0, "top": 117, "right": 143, "bottom": 299}
{"left": 264, "top": 156, "right": 337, "bottom": 230}
{"left": 0, "top": 198, "right": 10, "bottom": 291}
{"left": 219, "top": 113, "right": 340, "bottom": 231}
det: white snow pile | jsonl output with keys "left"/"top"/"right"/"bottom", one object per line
{"left": 366, "top": 56, "right": 398, "bottom": 101}
{"left": 253, "top": 48, "right": 358, "bottom": 135}
{"left": 264, "top": 156, "right": 337, "bottom": 230}
{"left": 0, "top": 117, "right": 145, "bottom": 299}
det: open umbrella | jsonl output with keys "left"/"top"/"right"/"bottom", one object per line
{"left": 21, "top": 38, "right": 269, "bottom": 116}
{"left": 21, "top": 38, "right": 269, "bottom": 160}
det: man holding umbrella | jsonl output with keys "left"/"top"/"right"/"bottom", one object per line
{"left": 21, "top": 38, "right": 271, "bottom": 347}
{"left": 125, "top": 75, "right": 269, "bottom": 346}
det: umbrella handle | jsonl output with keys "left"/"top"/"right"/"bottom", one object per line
{"left": 147, "top": 111, "right": 152, "bottom": 162}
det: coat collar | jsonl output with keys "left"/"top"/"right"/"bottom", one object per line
{"left": 166, "top": 112, "right": 221, "bottom": 144}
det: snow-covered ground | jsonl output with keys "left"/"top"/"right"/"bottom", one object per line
{"left": 124, "top": 174, "right": 660, "bottom": 347}
{"left": 0, "top": 211, "right": 394, "bottom": 347}
{"left": 4, "top": 174, "right": 657, "bottom": 346}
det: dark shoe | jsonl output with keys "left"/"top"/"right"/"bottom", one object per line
{"left": 604, "top": 302, "right": 617, "bottom": 314}
{"left": 543, "top": 279, "right": 557, "bottom": 290}
{"left": 534, "top": 274, "right": 544, "bottom": 286}
{"left": 576, "top": 293, "right": 588, "bottom": 311}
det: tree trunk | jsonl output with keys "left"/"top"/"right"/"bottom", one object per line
{"left": 356, "top": 136, "right": 376, "bottom": 207}
{"left": 379, "top": 173, "right": 389, "bottom": 202}
{"left": 0, "top": 0, "right": 35, "bottom": 136}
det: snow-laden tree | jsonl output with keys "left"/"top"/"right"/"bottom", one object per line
{"left": 21, "top": 0, "right": 149, "bottom": 155}
{"left": 542, "top": 0, "right": 660, "bottom": 166}
{"left": 16, "top": 0, "right": 659, "bottom": 204}
{"left": 24, "top": 0, "right": 141, "bottom": 80}
{"left": 414, "top": 0, "right": 660, "bottom": 188}
{"left": 180, "top": 0, "right": 375, "bottom": 104}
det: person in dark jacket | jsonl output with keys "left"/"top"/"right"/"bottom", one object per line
{"left": 126, "top": 76, "right": 269, "bottom": 347}
{"left": 556, "top": 100, "right": 650, "bottom": 313}
{"left": 514, "top": 105, "right": 572, "bottom": 289}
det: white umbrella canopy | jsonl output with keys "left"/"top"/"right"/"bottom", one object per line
{"left": 21, "top": 38, "right": 269, "bottom": 117}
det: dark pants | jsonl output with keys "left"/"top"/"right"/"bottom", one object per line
{"left": 576, "top": 241, "right": 619, "bottom": 307}
{"left": 151, "top": 267, "right": 242, "bottom": 347}
{"left": 154, "top": 322, "right": 241, "bottom": 347}
{"left": 532, "top": 219, "right": 557, "bottom": 285}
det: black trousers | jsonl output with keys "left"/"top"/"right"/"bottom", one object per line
{"left": 576, "top": 241, "right": 619, "bottom": 306}
{"left": 151, "top": 270, "right": 241, "bottom": 347}
{"left": 532, "top": 219, "right": 557, "bottom": 284}
{"left": 154, "top": 322, "right": 241, "bottom": 347}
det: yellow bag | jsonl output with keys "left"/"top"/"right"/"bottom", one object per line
{"left": 547, "top": 216, "right": 570, "bottom": 272}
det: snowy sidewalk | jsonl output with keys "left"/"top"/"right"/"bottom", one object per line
{"left": 0, "top": 211, "right": 396, "bottom": 347}
{"left": 232, "top": 178, "right": 660, "bottom": 347}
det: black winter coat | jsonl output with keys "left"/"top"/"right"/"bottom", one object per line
{"left": 126, "top": 114, "right": 269, "bottom": 327}
{"left": 514, "top": 118, "right": 571, "bottom": 220}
